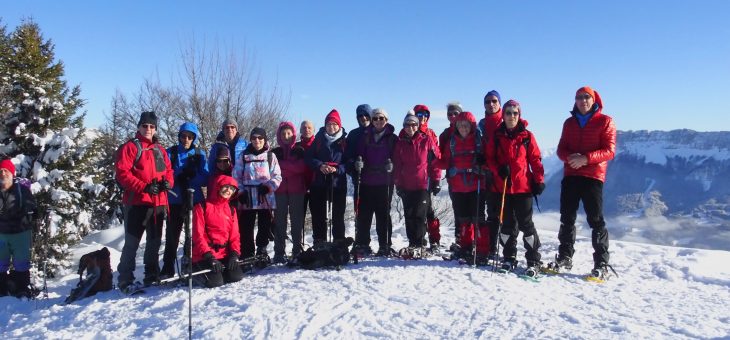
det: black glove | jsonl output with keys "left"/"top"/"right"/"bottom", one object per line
{"left": 498, "top": 165, "right": 511, "bottom": 179}
{"left": 159, "top": 179, "right": 172, "bottom": 191}
{"left": 226, "top": 252, "right": 240, "bottom": 272}
{"left": 475, "top": 153, "right": 486, "bottom": 166}
{"left": 257, "top": 184, "right": 270, "bottom": 195}
{"left": 532, "top": 182, "right": 545, "bottom": 196}
{"left": 396, "top": 187, "right": 405, "bottom": 198}
{"left": 144, "top": 183, "right": 160, "bottom": 195}
{"left": 204, "top": 252, "right": 223, "bottom": 273}
{"left": 238, "top": 191, "right": 250, "bottom": 206}
{"left": 430, "top": 180, "right": 441, "bottom": 195}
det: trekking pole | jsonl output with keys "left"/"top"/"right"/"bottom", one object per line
{"left": 354, "top": 156, "right": 363, "bottom": 243}
{"left": 385, "top": 158, "right": 393, "bottom": 251}
{"left": 472, "top": 175, "right": 480, "bottom": 267}
{"left": 184, "top": 188, "right": 194, "bottom": 340}
{"left": 492, "top": 177, "right": 509, "bottom": 273}
{"left": 326, "top": 173, "right": 333, "bottom": 243}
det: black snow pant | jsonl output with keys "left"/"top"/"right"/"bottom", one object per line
{"left": 193, "top": 259, "right": 243, "bottom": 288}
{"left": 310, "top": 185, "right": 347, "bottom": 244}
{"left": 162, "top": 204, "right": 190, "bottom": 273}
{"left": 239, "top": 209, "right": 274, "bottom": 258}
{"left": 118, "top": 205, "right": 166, "bottom": 286}
{"left": 401, "top": 190, "right": 429, "bottom": 247}
{"left": 499, "top": 194, "right": 541, "bottom": 266}
{"left": 450, "top": 191, "right": 486, "bottom": 228}
{"left": 559, "top": 176, "right": 610, "bottom": 266}
{"left": 354, "top": 184, "right": 394, "bottom": 249}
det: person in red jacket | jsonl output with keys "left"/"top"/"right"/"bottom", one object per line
{"left": 272, "top": 121, "right": 309, "bottom": 263}
{"left": 115, "top": 111, "right": 174, "bottom": 292}
{"left": 296, "top": 120, "right": 316, "bottom": 227}
{"left": 479, "top": 90, "right": 504, "bottom": 257}
{"left": 486, "top": 100, "right": 545, "bottom": 276}
{"left": 435, "top": 111, "right": 489, "bottom": 260}
{"left": 411, "top": 104, "right": 443, "bottom": 251}
{"left": 550, "top": 86, "right": 617, "bottom": 280}
{"left": 192, "top": 175, "right": 243, "bottom": 288}
{"left": 439, "top": 102, "right": 464, "bottom": 249}
{"left": 394, "top": 114, "right": 441, "bottom": 253}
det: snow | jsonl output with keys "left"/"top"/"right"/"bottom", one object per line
{"left": 2, "top": 213, "right": 729, "bottom": 339}
{"left": 619, "top": 139, "right": 730, "bottom": 166}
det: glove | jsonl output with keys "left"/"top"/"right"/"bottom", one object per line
{"left": 226, "top": 252, "right": 240, "bottom": 272}
{"left": 257, "top": 184, "right": 269, "bottom": 203}
{"left": 384, "top": 159, "right": 393, "bottom": 173}
{"left": 144, "top": 183, "right": 160, "bottom": 195}
{"left": 204, "top": 252, "right": 223, "bottom": 273}
{"left": 532, "top": 182, "right": 545, "bottom": 196}
{"left": 498, "top": 165, "right": 511, "bottom": 179}
{"left": 238, "top": 191, "right": 250, "bottom": 206}
{"left": 159, "top": 179, "right": 172, "bottom": 191}
{"left": 354, "top": 157, "right": 364, "bottom": 173}
{"left": 475, "top": 153, "right": 486, "bottom": 166}
{"left": 396, "top": 187, "right": 405, "bottom": 198}
{"left": 430, "top": 180, "right": 441, "bottom": 195}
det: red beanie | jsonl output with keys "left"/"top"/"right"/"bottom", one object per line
{"left": 0, "top": 159, "right": 16, "bottom": 176}
{"left": 413, "top": 104, "right": 430, "bottom": 114}
{"left": 325, "top": 109, "right": 342, "bottom": 128}
{"left": 576, "top": 86, "right": 596, "bottom": 99}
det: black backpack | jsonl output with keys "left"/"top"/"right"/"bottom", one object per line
{"left": 64, "top": 247, "right": 113, "bottom": 304}
{"left": 296, "top": 237, "right": 354, "bottom": 270}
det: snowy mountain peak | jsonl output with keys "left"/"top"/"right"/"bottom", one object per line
{"left": 617, "top": 129, "right": 730, "bottom": 166}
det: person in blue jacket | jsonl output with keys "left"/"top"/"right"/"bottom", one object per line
{"left": 160, "top": 122, "right": 209, "bottom": 278}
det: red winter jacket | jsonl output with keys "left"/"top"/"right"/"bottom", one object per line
{"left": 295, "top": 135, "right": 315, "bottom": 188}
{"left": 192, "top": 175, "right": 240, "bottom": 262}
{"left": 487, "top": 120, "right": 544, "bottom": 194}
{"left": 419, "top": 122, "right": 443, "bottom": 180}
{"left": 478, "top": 108, "right": 502, "bottom": 144}
{"left": 435, "top": 111, "right": 483, "bottom": 193}
{"left": 116, "top": 132, "right": 174, "bottom": 206}
{"left": 273, "top": 122, "right": 309, "bottom": 195}
{"left": 394, "top": 130, "right": 441, "bottom": 191}
{"left": 556, "top": 92, "right": 616, "bottom": 183}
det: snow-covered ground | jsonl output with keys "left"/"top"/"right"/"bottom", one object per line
{"left": 2, "top": 213, "right": 730, "bottom": 339}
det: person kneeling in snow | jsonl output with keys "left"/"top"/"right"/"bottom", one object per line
{"left": 0, "top": 159, "right": 37, "bottom": 298}
{"left": 192, "top": 175, "right": 244, "bottom": 288}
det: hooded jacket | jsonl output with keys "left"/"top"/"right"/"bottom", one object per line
{"left": 233, "top": 142, "right": 282, "bottom": 210}
{"left": 394, "top": 130, "right": 441, "bottom": 191}
{"left": 272, "top": 122, "right": 309, "bottom": 195}
{"left": 487, "top": 119, "right": 544, "bottom": 194}
{"left": 305, "top": 127, "right": 349, "bottom": 189}
{"left": 357, "top": 123, "right": 397, "bottom": 186}
{"left": 418, "top": 118, "right": 444, "bottom": 181}
{"left": 435, "top": 111, "right": 483, "bottom": 193}
{"left": 192, "top": 175, "right": 240, "bottom": 262}
{"left": 556, "top": 90, "right": 616, "bottom": 182}
{"left": 116, "top": 132, "right": 174, "bottom": 206}
{"left": 166, "top": 122, "right": 209, "bottom": 205}
{"left": 478, "top": 108, "right": 503, "bottom": 145}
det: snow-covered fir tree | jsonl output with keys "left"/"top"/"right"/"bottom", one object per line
{"left": 0, "top": 20, "right": 104, "bottom": 278}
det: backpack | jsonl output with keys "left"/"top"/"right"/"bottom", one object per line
{"left": 446, "top": 127, "right": 483, "bottom": 185}
{"left": 64, "top": 247, "right": 113, "bottom": 304}
{"left": 114, "top": 138, "right": 167, "bottom": 193}
{"left": 296, "top": 237, "right": 354, "bottom": 270}
{"left": 169, "top": 145, "right": 205, "bottom": 171}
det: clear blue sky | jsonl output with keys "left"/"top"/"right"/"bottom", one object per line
{"left": 5, "top": 1, "right": 730, "bottom": 149}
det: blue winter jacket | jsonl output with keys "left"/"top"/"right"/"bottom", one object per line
{"left": 207, "top": 132, "right": 249, "bottom": 174}
{"left": 305, "top": 127, "right": 349, "bottom": 190}
{"left": 167, "top": 122, "right": 209, "bottom": 205}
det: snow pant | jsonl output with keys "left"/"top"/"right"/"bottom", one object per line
{"left": 425, "top": 191, "right": 441, "bottom": 246}
{"left": 239, "top": 209, "right": 274, "bottom": 258}
{"left": 309, "top": 185, "right": 347, "bottom": 244}
{"left": 499, "top": 194, "right": 541, "bottom": 266}
{"left": 118, "top": 205, "right": 166, "bottom": 286}
{"left": 450, "top": 191, "right": 487, "bottom": 252}
{"left": 354, "top": 184, "right": 394, "bottom": 249}
{"left": 275, "top": 193, "right": 305, "bottom": 257}
{"left": 485, "top": 191, "right": 515, "bottom": 254}
{"left": 0, "top": 230, "right": 32, "bottom": 297}
{"left": 448, "top": 188, "right": 460, "bottom": 238}
{"left": 161, "top": 204, "right": 191, "bottom": 274}
{"left": 402, "top": 190, "right": 429, "bottom": 247}
{"left": 559, "top": 176, "right": 610, "bottom": 266}
{"left": 193, "top": 259, "right": 243, "bottom": 288}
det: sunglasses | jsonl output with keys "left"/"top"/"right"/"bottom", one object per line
{"left": 216, "top": 159, "right": 230, "bottom": 164}
{"left": 415, "top": 112, "right": 430, "bottom": 118}
{"left": 250, "top": 135, "right": 265, "bottom": 141}
{"left": 357, "top": 115, "right": 371, "bottom": 120}
{"left": 179, "top": 134, "right": 194, "bottom": 140}
{"left": 372, "top": 116, "right": 387, "bottom": 122}
{"left": 404, "top": 123, "right": 418, "bottom": 127}
{"left": 140, "top": 124, "right": 156, "bottom": 130}
{"left": 504, "top": 110, "right": 520, "bottom": 116}
{"left": 224, "top": 125, "right": 237, "bottom": 130}
{"left": 575, "top": 94, "right": 592, "bottom": 100}
{"left": 447, "top": 111, "right": 460, "bottom": 117}
{"left": 485, "top": 99, "right": 499, "bottom": 104}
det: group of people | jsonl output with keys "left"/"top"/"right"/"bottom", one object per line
{"left": 107, "top": 85, "right": 615, "bottom": 293}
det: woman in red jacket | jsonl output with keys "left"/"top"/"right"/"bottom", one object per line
{"left": 486, "top": 100, "right": 545, "bottom": 277}
{"left": 393, "top": 114, "right": 440, "bottom": 254}
{"left": 435, "top": 111, "right": 489, "bottom": 259}
{"left": 192, "top": 175, "right": 243, "bottom": 288}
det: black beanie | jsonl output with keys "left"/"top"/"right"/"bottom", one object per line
{"left": 250, "top": 127, "right": 267, "bottom": 140}
{"left": 138, "top": 111, "right": 158, "bottom": 127}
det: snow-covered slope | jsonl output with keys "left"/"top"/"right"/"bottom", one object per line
{"left": 2, "top": 215, "right": 729, "bottom": 339}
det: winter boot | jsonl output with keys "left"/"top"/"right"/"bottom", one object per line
{"left": 159, "top": 262, "right": 175, "bottom": 280}
{"left": 8, "top": 270, "right": 32, "bottom": 299}
{"left": 375, "top": 247, "right": 396, "bottom": 257}
{"left": 272, "top": 253, "right": 287, "bottom": 264}
{"left": 590, "top": 262, "right": 617, "bottom": 281}
{"left": 523, "top": 261, "right": 543, "bottom": 279}
{"left": 120, "top": 281, "right": 145, "bottom": 295}
{"left": 255, "top": 247, "right": 271, "bottom": 268}
{"left": 500, "top": 258, "right": 517, "bottom": 273}
{"left": 351, "top": 244, "right": 372, "bottom": 258}
{"left": 0, "top": 272, "right": 8, "bottom": 297}
{"left": 547, "top": 254, "right": 573, "bottom": 272}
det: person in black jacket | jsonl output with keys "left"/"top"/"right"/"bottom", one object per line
{"left": 0, "top": 159, "right": 37, "bottom": 298}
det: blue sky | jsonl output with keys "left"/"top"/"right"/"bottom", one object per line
{"left": 5, "top": 1, "right": 730, "bottom": 149}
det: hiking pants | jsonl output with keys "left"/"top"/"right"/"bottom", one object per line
{"left": 559, "top": 175, "right": 609, "bottom": 266}
{"left": 274, "top": 193, "right": 305, "bottom": 257}
{"left": 309, "top": 185, "right": 347, "bottom": 244}
{"left": 118, "top": 205, "right": 166, "bottom": 286}
{"left": 0, "top": 230, "right": 32, "bottom": 272}
{"left": 401, "top": 190, "right": 428, "bottom": 247}
{"left": 239, "top": 209, "right": 274, "bottom": 258}
{"left": 499, "top": 194, "right": 541, "bottom": 266}
{"left": 354, "top": 184, "right": 394, "bottom": 249}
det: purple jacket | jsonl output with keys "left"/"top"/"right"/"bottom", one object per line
{"left": 356, "top": 124, "right": 397, "bottom": 186}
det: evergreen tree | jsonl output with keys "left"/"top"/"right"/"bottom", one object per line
{"left": 0, "top": 19, "right": 101, "bottom": 278}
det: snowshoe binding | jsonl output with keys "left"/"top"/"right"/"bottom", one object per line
{"left": 375, "top": 247, "right": 397, "bottom": 257}
{"left": 519, "top": 263, "right": 542, "bottom": 282}
{"left": 498, "top": 259, "right": 517, "bottom": 273}
{"left": 585, "top": 263, "right": 618, "bottom": 283}
{"left": 120, "top": 281, "right": 145, "bottom": 296}
{"left": 398, "top": 246, "right": 430, "bottom": 260}
{"left": 544, "top": 254, "right": 572, "bottom": 274}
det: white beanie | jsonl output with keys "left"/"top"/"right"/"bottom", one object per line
{"left": 403, "top": 114, "right": 419, "bottom": 126}
{"left": 371, "top": 108, "right": 389, "bottom": 119}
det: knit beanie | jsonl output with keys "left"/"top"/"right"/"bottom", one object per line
{"left": 216, "top": 146, "right": 231, "bottom": 160}
{"left": 137, "top": 111, "right": 158, "bottom": 127}
{"left": 484, "top": 90, "right": 501, "bottom": 104}
{"left": 325, "top": 109, "right": 342, "bottom": 127}
{"left": 221, "top": 118, "right": 238, "bottom": 129}
{"left": 447, "top": 101, "right": 463, "bottom": 113}
{"left": 0, "top": 159, "right": 15, "bottom": 176}
{"left": 576, "top": 86, "right": 596, "bottom": 99}
{"left": 403, "top": 114, "right": 420, "bottom": 127}
{"left": 250, "top": 127, "right": 268, "bottom": 141}
{"left": 356, "top": 104, "right": 373, "bottom": 117}
{"left": 371, "top": 108, "right": 388, "bottom": 119}
{"left": 503, "top": 99, "right": 521, "bottom": 114}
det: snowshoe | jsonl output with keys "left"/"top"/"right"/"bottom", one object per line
{"left": 120, "top": 281, "right": 145, "bottom": 295}
{"left": 519, "top": 265, "right": 542, "bottom": 282}
{"left": 375, "top": 247, "right": 397, "bottom": 257}
{"left": 545, "top": 254, "right": 572, "bottom": 274}
{"left": 586, "top": 263, "right": 618, "bottom": 283}
{"left": 429, "top": 242, "right": 441, "bottom": 253}
{"left": 272, "top": 254, "right": 288, "bottom": 265}
{"left": 498, "top": 259, "right": 517, "bottom": 273}
{"left": 397, "top": 247, "right": 429, "bottom": 260}
{"left": 350, "top": 245, "right": 373, "bottom": 259}
{"left": 64, "top": 271, "right": 100, "bottom": 304}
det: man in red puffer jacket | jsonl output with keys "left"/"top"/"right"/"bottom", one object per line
{"left": 550, "top": 86, "right": 616, "bottom": 280}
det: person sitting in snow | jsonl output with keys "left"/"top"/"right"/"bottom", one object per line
{"left": 192, "top": 175, "right": 244, "bottom": 288}
{"left": 0, "top": 159, "right": 37, "bottom": 298}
